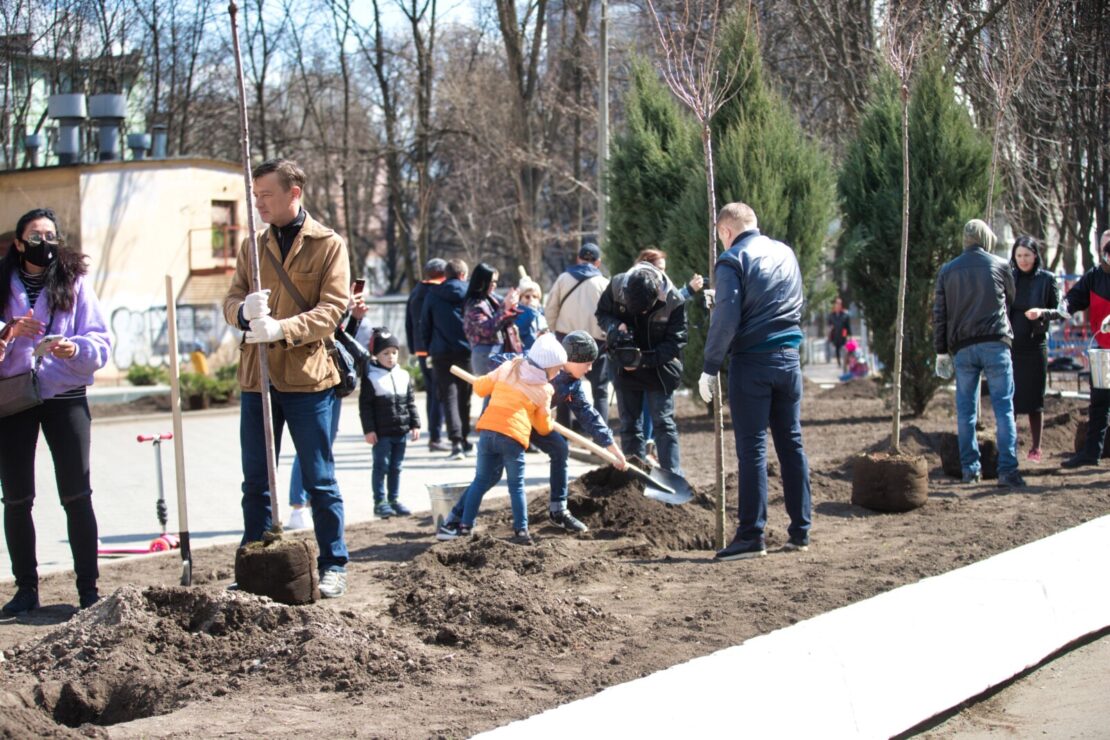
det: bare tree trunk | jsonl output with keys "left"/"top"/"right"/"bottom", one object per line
{"left": 986, "top": 109, "right": 1003, "bottom": 225}
{"left": 701, "top": 122, "right": 726, "bottom": 550}
{"left": 891, "top": 83, "right": 911, "bottom": 454}
{"left": 229, "top": 0, "right": 281, "bottom": 532}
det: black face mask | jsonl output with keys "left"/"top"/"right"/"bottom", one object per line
{"left": 21, "top": 240, "right": 57, "bottom": 268}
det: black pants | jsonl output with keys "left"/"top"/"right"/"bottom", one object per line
{"left": 0, "top": 396, "right": 99, "bottom": 591}
{"left": 1081, "top": 384, "right": 1110, "bottom": 459}
{"left": 433, "top": 351, "right": 473, "bottom": 445}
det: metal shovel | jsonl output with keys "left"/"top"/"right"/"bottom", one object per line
{"left": 565, "top": 446, "right": 694, "bottom": 505}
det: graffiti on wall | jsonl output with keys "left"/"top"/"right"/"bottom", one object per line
{"left": 111, "top": 304, "right": 225, "bottom": 369}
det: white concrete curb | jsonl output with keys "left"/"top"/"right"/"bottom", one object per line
{"left": 478, "top": 515, "right": 1110, "bottom": 739}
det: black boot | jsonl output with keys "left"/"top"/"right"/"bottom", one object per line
{"left": 2, "top": 587, "right": 39, "bottom": 616}
{"left": 79, "top": 587, "right": 100, "bottom": 609}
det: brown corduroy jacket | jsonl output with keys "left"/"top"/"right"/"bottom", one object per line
{"left": 223, "top": 212, "right": 350, "bottom": 393}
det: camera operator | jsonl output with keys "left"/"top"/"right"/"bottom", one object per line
{"left": 595, "top": 261, "right": 687, "bottom": 474}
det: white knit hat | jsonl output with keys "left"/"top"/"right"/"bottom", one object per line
{"left": 526, "top": 332, "right": 567, "bottom": 369}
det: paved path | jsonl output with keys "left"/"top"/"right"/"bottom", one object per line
{"left": 0, "top": 392, "right": 595, "bottom": 580}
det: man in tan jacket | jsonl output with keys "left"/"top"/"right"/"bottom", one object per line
{"left": 545, "top": 242, "right": 611, "bottom": 424}
{"left": 223, "top": 158, "right": 351, "bottom": 598}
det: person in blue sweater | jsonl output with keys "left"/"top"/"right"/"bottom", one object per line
{"left": 489, "top": 331, "right": 627, "bottom": 533}
{"left": 514, "top": 278, "right": 548, "bottom": 351}
{"left": 699, "top": 202, "right": 811, "bottom": 562}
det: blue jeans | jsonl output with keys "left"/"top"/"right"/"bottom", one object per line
{"left": 372, "top": 435, "right": 408, "bottom": 503}
{"left": 728, "top": 349, "right": 812, "bottom": 543}
{"left": 954, "top": 342, "right": 1019, "bottom": 476}
{"left": 290, "top": 390, "right": 342, "bottom": 507}
{"left": 240, "top": 389, "right": 348, "bottom": 572}
{"left": 448, "top": 430, "right": 528, "bottom": 530}
{"left": 530, "top": 429, "right": 569, "bottom": 512}
{"left": 615, "top": 384, "right": 681, "bottom": 474}
{"left": 419, "top": 356, "right": 445, "bottom": 443}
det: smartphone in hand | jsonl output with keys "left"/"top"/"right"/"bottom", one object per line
{"left": 352, "top": 278, "right": 366, "bottom": 295}
{"left": 34, "top": 334, "right": 64, "bottom": 358}
{"left": 0, "top": 321, "right": 13, "bottom": 342}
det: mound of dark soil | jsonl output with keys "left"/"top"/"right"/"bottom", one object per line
{"left": 936, "top": 432, "right": 999, "bottom": 478}
{"left": 820, "top": 377, "right": 883, "bottom": 401}
{"left": 1037, "top": 410, "right": 1079, "bottom": 456}
{"left": 1073, "top": 420, "right": 1110, "bottom": 458}
{"left": 5, "top": 586, "right": 423, "bottom": 729}
{"left": 0, "top": 703, "right": 87, "bottom": 739}
{"left": 388, "top": 535, "right": 622, "bottom": 650}
{"left": 551, "top": 465, "right": 718, "bottom": 551}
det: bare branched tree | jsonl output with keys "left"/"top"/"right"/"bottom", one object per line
{"left": 980, "top": 0, "right": 1056, "bottom": 224}
{"left": 880, "top": 0, "right": 930, "bottom": 455}
{"left": 644, "top": 0, "right": 753, "bottom": 550}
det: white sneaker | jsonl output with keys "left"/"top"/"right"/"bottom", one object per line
{"left": 319, "top": 570, "right": 347, "bottom": 599}
{"left": 286, "top": 507, "right": 310, "bottom": 530}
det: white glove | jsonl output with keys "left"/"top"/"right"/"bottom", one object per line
{"left": 935, "top": 353, "right": 954, "bottom": 380}
{"left": 1101, "top": 315, "right": 1110, "bottom": 334}
{"left": 698, "top": 372, "right": 717, "bottom": 404}
{"left": 245, "top": 316, "right": 285, "bottom": 344}
{"left": 242, "top": 289, "right": 272, "bottom": 321}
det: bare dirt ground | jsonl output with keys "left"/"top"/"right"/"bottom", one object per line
{"left": 2, "top": 382, "right": 1108, "bottom": 738}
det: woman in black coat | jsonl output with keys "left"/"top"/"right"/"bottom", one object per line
{"left": 1008, "top": 235, "right": 1060, "bottom": 463}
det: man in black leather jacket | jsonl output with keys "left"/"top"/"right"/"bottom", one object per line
{"left": 933, "top": 219, "right": 1023, "bottom": 488}
{"left": 699, "top": 202, "right": 812, "bottom": 561}
{"left": 595, "top": 261, "right": 687, "bottom": 474}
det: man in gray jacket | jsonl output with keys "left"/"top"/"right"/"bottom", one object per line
{"left": 934, "top": 219, "right": 1023, "bottom": 488}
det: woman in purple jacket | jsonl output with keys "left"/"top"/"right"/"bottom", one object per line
{"left": 0, "top": 208, "right": 111, "bottom": 616}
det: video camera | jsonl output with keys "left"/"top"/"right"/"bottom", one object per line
{"left": 610, "top": 331, "right": 643, "bottom": 369}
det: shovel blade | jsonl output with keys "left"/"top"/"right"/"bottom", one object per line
{"left": 567, "top": 448, "right": 694, "bottom": 505}
{"left": 645, "top": 466, "right": 694, "bottom": 505}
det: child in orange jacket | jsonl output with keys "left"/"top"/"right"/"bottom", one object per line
{"left": 436, "top": 332, "right": 567, "bottom": 544}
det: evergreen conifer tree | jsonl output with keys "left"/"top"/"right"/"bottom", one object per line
{"left": 661, "top": 16, "right": 837, "bottom": 387}
{"left": 842, "top": 54, "right": 992, "bottom": 415}
{"left": 606, "top": 59, "right": 696, "bottom": 272}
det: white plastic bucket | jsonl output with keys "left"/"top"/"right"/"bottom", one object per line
{"left": 1089, "top": 348, "right": 1110, "bottom": 389}
{"left": 1088, "top": 332, "right": 1110, "bottom": 390}
{"left": 426, "top": 483, "right": 468, "bottom": 529}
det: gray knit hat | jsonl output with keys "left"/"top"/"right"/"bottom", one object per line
{"left": 963, "top": 219, "right": 996, "bottom": 252}
{"left": 561, "top": 331, "right": 598, "bottom": 363}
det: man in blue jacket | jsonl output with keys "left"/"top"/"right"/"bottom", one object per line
{"left": 405, "top": 258, "right": 448, "bottom": 451}
{"left": 490, "top": 331, "right": 627, "bottom": 533}
{"left": 421, "top": 258, "right": 472, "bottom": 459}
{"left": 699, "top": 202, "right": 811, "bottom": 561}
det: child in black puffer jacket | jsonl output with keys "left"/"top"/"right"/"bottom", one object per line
{"left": 359, "top": 327, "right": 420, "bottom": 518}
